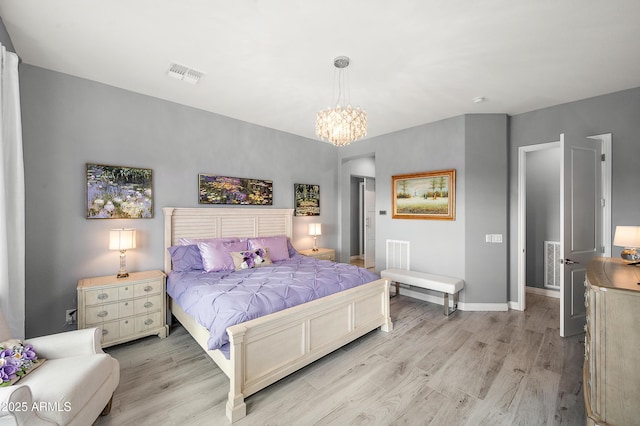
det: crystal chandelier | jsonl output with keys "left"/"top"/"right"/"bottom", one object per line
{"left": 315, "top": 56, "right": 367, "bottom": 147}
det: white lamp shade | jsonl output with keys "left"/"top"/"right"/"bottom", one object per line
{"left": 109, "top": 228, "right": 137, "bottom": 251}
{"left": 613, "top": 226, "right": 640, "bottom": 248}
{"left": 309, "top": 223, "right": 322, "bottom": 236}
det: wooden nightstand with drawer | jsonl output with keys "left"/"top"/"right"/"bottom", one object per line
{"left": 77, "top": 270, "right": 168, "bottom": 347}
{"left": 298, "top": 248, "right": 335, "bottom": 261}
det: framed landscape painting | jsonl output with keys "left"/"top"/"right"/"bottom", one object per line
{"left": 198, "top": 174, "right": 273, "bottom": 205}
{"left": 294, "top": 183, "right": 320, "bottom": 216}
{"left": 86, "top": 163, "right": 153, "bottom": 219}
{"left": 392, "top": 169, "right": 456, "bottom": 220}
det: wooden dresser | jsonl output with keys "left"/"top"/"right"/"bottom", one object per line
{"left": 584, "top": 257, "right": 640, "bottom": 425}
{"left": 77, "top": 270, "right": 168, "bottom": 347}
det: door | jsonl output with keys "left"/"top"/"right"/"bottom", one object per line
{"left": 560, "top": 133, "right": 602, "bottom": 337}
{"left": 364, "top": 178, "right": 375, "bottom": 268}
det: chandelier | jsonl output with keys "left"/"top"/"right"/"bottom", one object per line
{"left": 315, "top": 56, "right": 367, "bottom": 147}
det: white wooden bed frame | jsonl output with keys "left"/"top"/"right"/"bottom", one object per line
{"left": 163, "top": 207, "right": 393, "bottom": 423}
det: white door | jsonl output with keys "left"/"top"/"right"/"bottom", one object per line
{"left": 560, "top": 133, "right": 602, "bottom": 337}
{"left": 364, "top": 178, "right": 376, "bottom": 268}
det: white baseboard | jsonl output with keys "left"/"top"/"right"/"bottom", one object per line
{"left": 508, "top": 301, "right": 523, "bottom": 311}
{"left": 526, "top": 286, "right": 560, "bottom": 299}
{"left": 396, "top": 285, "right": 509, "bottom": 312}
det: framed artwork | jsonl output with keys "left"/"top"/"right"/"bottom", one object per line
{"left": 198, "top": 174, "right": 273, "bottom": 205}
{"left": 392, "top": 169, "right": 456, "bottom": 220}
{"left": 86, "top": 163, "right": 153, "bottom": 219}
{"left": 294, "top": 183, "right": 320, "bottom": 216}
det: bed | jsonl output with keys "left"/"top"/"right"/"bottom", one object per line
{"left": 162, "top": 207, "right": 393, "bottom": 423}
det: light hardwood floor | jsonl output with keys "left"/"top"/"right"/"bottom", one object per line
{"left": 95, "top": 293, "right": 585, "bottom": 425}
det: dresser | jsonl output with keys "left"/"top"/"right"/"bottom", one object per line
{"left": 77, "top": 270, "right": 168, "bottom": 347}
{"left": 584, "top": 257, "right": 640, "bottom": 425}
{"left": 298, "top": 247, "right": 335, "bottom": 261}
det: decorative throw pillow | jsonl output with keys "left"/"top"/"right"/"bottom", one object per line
{"left": 248, "top": 235, "right": 290, "bottom": 262}
{"left": 197, "top": 240, "right": 248, "bottom": 272}
{"left": 0, "top": 340, "right": 44, "bottom": 387}
{"left": 230, "top": 248, "right": 273, "bottom": 271}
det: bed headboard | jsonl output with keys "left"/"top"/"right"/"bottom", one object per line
{"left": 163, "top": 207, "right": 293, "bottom": 273}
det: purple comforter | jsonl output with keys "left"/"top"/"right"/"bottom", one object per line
{"left": 167, "top": 253, "right": 379, "bottom": 354}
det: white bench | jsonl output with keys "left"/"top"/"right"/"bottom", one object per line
{"left": 380, "top": 268, "right": 464, "bottom": 316}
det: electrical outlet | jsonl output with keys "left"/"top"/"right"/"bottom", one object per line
{"left": 66, "top": 309, "right": 77, "bottom": 325}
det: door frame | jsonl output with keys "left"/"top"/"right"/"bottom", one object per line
{"left": 517, "top": 141, "right": 560, "bottom": 311}
{"left": 516, "top": 133, "right": 611, "bottom": 312}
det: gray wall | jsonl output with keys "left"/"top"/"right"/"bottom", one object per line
{"left": 20, "top": 65, "right": 339, "bottom": 337}
{"left": 337, "top": 114, "right": 509, "bottom": 305}
{"left": 464, "top": 114, "right": 509, "bottom": 304}
{"left": 340, "top": 118, "right": 465, "bottom": 280}
{"left": 525, "top": 148, "right": 560, "bottom": 289}
{"left": 509, "top": 88, "right": 640, "bottom": 302}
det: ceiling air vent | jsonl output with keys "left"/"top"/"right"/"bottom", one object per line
{"left": 167, "top": 62, "right": 204, "bottom": 84}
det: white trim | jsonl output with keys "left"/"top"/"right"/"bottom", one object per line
{"left": 517, "top": 140, "right": 561, "bottom": 312}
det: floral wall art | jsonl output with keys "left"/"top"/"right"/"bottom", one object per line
{"left": 198, "top": 174, "right": 273, "bottom": 205}
{"left": 86, "top": 163, "right": 153, "bottom": 219}
{"left": 294, "top": 183, "right": 320, "bottom": 216}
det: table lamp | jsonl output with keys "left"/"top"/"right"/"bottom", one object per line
{"left": 613, "top": 225, "right": 640, "bottom": 264}
{"left": 309, "top": 223, "right": 322, "bottom": 251}
{"left": 109, "top": 228, "right": 137, "bottom": 278}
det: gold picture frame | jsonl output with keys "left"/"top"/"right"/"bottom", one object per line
{"left": 392, "top": 169, "right": 456, "bottom": 220}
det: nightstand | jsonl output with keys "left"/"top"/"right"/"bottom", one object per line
{"left": 298, "top": 248, "right": 335, "bottom": 261}
{"left": 77, "top": 270, "right": 168, "bottom": 347}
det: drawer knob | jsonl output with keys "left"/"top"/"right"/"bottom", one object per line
{"left": 144, "top": 318, "right": 153, "bottom": 326}
{"left": 97, "top": 293, "right": 109, "bottom": 300}
{"left": 144, "top": 302, "right": 153, "bottom": 309}
{"left": 124, "top": 302, "right": 129, "bottom": 306}
{"left": 144, "top": 285, "right": 153, "bottom": 292}
{"left": 125, "top": 287, "right": 129, "bottom": 291}
{"left": 97, "top": 311, "right": 108, "bottom": 318}
{"left": 102, "top": 329, "right": 108, "bottom": 335}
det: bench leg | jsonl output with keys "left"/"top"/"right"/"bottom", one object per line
{"left": 444, "top": 291, "right": 460, "bottom": 316}
{"left": 390, "top": 281, "right": 400, "bottom": 298}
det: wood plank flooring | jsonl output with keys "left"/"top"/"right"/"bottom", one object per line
{"left": 95, "top": 293, "right": 585, "bottom": 425}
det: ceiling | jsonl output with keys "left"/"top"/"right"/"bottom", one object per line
{"left": 1, "top": 1, "right": 639, "bottom": 143}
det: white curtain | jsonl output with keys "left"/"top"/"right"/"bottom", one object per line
{"left": 0, "top": 43, "right": 25, "bottom": 339}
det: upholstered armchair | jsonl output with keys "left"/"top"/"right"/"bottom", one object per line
{"left": 0, "top": 312, "right": 119, "bottom": 425}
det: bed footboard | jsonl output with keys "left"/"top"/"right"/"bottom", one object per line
{"left": 225, "top": 277, "right": 392, "bottom": 422}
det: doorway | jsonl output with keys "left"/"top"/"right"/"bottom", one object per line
{"left": 517, "top": 133, "right": 611, "bottom": 335}
{"left": 525, "top": 145, "right": 561, "bottom": 298}
{"left": 350, "top": 176, "right": 375, "bottom": 269}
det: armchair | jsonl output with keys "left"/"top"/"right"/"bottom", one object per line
{"left": 0, "top": 312, "right": 119, "bottom": 425}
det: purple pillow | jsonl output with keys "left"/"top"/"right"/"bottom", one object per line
{"left": 197, "top": 240, "right": 248, "bottom": 272}
{"left": 167, "top": 245, "right": 203, "bottom": 272}
{"left": 248, "top": 235, "right": 290, "bottom": 262}
{"left": 287, "top": 238, "right": 298, "bottom": 257}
